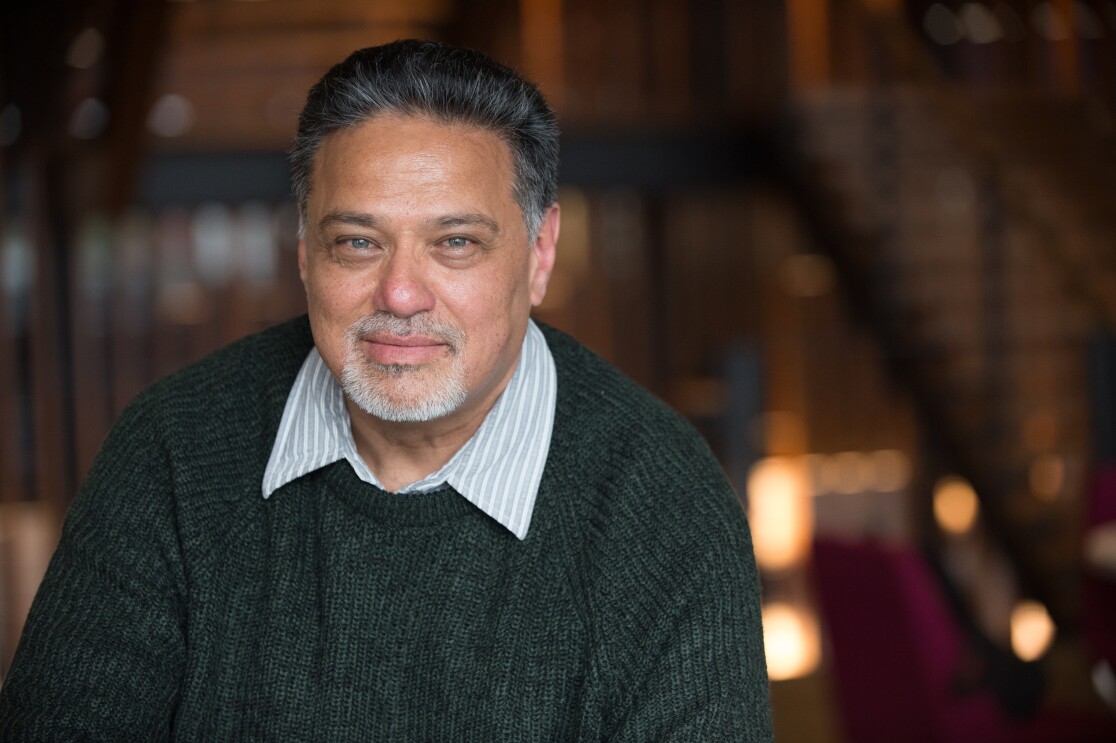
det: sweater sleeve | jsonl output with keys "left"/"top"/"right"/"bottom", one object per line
{"left": 602, "top": 506, "right": 774, "bottom": 743}
{"left": 0, "top": 398, "right": 187, "bottom": 741}
{"left": 605, "top": 536, "right": 773, "bottom": 742}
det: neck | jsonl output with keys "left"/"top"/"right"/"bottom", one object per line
{"left": 344, "top": 353, "right": 521, "bottom": 492}
{"left": 345, "top": 398, "right": 489, "bottom": 492}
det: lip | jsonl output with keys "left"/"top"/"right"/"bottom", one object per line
{"left": 361, "top": 334, "right": 448, "bottom": 365}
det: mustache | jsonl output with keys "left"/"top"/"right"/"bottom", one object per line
{"left": 345, "top": 313, "right": 466, "bottom": 352}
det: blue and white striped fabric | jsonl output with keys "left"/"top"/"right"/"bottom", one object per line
{"left": 262, "top": 320, "right": 557, "bottom": 540}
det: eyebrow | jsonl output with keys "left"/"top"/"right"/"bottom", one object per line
{"left": 316, "top": 211, "right": 500, "bottom": 235}
{"left": 317, "top": 212, "right": 382, "bottom": 231}
{"left": 432, "top": 213, "right": 500, "bottom": 234}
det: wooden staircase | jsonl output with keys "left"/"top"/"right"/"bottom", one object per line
{"left": 786, "top": 83, "right": 1116, "bottom": 628}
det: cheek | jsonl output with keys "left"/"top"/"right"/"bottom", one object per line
{"left": 304, "top": 269, "right": 373, "bottom": 371}
{"left": 451, "top": 265, "right": 532, "bottom": 368}
{"left": 306, "top": 267, "right": 370, "bottom": 318}
{"left": 441, "top": 266, "right": 524, "bottom": 333}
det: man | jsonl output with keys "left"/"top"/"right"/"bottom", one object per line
{"left": 0, "top": 40, "right": 772, "bottom": 740}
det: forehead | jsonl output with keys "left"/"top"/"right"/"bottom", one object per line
{"left": 308, "top": 114, "right": 517, "bottom": 212}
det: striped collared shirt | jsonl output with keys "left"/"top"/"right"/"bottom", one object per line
{"left": 262, "top": 320, "right": 557, "bottom": 540}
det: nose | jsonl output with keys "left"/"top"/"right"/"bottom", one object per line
{"left": 372, "top": 248, "right": 436, "bottom": 318}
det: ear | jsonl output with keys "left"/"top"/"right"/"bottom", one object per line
{"left": 528, "top": 204, "right": 560, "bottom": 307}
{"left": 297, "top": 237, "right": 309, "bottom": 285}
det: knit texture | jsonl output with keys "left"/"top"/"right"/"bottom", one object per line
{"left": 0, "top": 316, "right": 773, "bottom": 742}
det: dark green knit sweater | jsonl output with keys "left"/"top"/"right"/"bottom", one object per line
{"left": 0, "top": 317, "right": 772, "bottom": 742}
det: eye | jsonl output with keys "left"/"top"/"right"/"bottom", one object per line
{"left": 444, "top": 236, "right": 471, "bottom": 249}
{"left": 347, "top": 237, "right": 373, "bottom": 250}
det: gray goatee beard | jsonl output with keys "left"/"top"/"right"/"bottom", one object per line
{"left": 341, "top": 314, "right": 468, "bottom": 423}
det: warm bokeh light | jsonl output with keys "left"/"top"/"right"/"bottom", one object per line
{"left": 1011, "top": 600, "right": 1055, "bottom": 661}
{"left": 959, "top": 2, "right": 1003, "bottom": 43}
{"left": 816, "top": 454, "right": 856, "bottom": 495}
{"left": 933, "top": 475, "right": 979, "bottom": 535}
{"left": 1084, "top": 525, "right": 1116, "bottom": 572}
{"left": 1029, "top": 454, "right": 1065, "bottom": 501}
{"left": 836, "top": 451, "right": 874, "bottom": 494}
{"left": 809, "top": 449, "right": 912, "bottom": 496}
{"left": 762, "top": 602, "right": 821, "bottom": 681}
{"left": 748, "top": 457, "right": 813, "bottom": 572}
{"left": 871, "top": 449, "right": 911, "bottom": 492}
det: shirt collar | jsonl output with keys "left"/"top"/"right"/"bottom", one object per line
{"left": 262, "top": 320, "right": 556, "bottom": 540}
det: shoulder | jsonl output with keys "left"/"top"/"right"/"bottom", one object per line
{"left": 69, "top": 316, "right": 315, "bottom": 567}
{"left": 141, "top": 314, "right": 312, "bottom": 411}
{"left": 537, "top": 323, "right": 747, "bottom": 558}
{"left": 124, "top": 315, "right": 312, "bottom": 444}
{"left": 534, "top": 326, "right": 767, "bottom": 735}
{"left": 540, "top": 322, "right": 729, "bottom": 495}
{"left": 91, "top": 315, "right": 314, "bottom": 508}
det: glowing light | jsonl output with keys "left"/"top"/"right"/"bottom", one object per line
{"left": 1092, "top": 660, "right": 1116, "bottom": 710}
{"left": 841, "top": 451, "right": 875, "bottom": 494}
{"left": 816, "top": 456, "right": 842, "bottom": 495}
{"left": 872, "top": 449, "right": 910, "bottom": 492}
{"left": 748, "top": 457, "right": 813, "bottom": 572}
{"left": 762, "top": 602, "right": 821, "bottom": 680}
{"left": 1084, "top": 525, "right": 1116, "bottom": 571}
{"left": 193, "top": 203, "right": 235, "bottom": 288}
{"left": 1, "top": 220, "right": 35, "bottom": 302}
{"left": 960, "top": 3, "right": 1004, "bottom": 43}
{"left": 147, "top": 94, "right": 195, "bottom": 138}
{"left": 1011, "top": 600, "right": 1055, "bottom": 661}
{"left": 67, "top": 27, "right": 104, "bottom": 69}
{"left": 933, "top": 476, "right": 979, "bottom": 535}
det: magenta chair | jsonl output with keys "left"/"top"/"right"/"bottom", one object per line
{"left": 811, "top": 537, "right": 1115, "bottom": 743}
{"left": 1082, "top": 465, "right": 1116, "bottom": 675}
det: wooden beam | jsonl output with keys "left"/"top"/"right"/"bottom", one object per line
{"left": 519, "top": 0, "right": 565, "bottom": 109}
{"left": 787, "top": 0, "right": 830, "bottom": 91}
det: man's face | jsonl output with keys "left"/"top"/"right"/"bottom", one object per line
{"left": 298, "top": 114, "right": 557, "bottom": 427}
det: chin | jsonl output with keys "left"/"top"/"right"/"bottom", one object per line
{"left": 341, "top": 363, "right": 468, "bottom": 423}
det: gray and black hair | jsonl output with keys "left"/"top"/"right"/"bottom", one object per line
{"left": 290, "top": 39, "right": 560, "bottom": 239}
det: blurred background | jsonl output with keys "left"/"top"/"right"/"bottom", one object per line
{"left": 3, "top": 0, "right": 1116, "bottom": 740}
